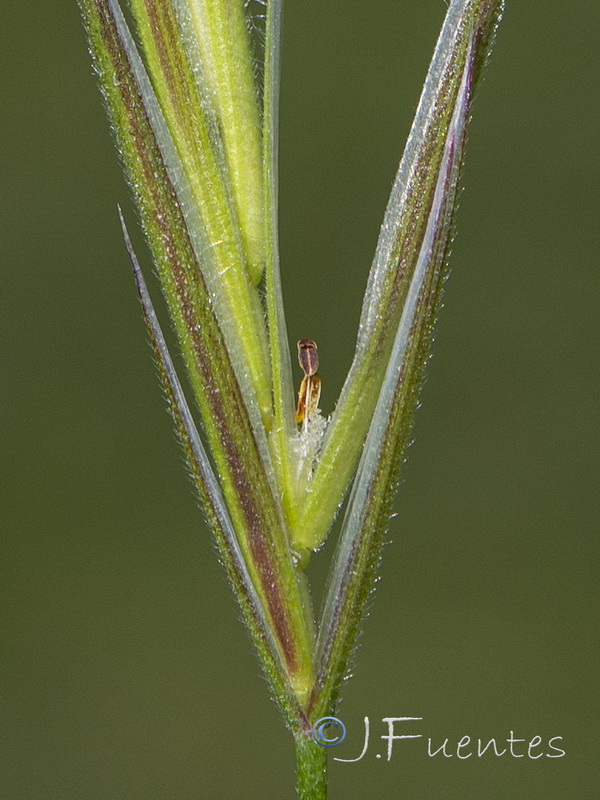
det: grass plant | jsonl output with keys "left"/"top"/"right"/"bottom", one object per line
{"left": 78, "top": 0, "right": 504, "bottom": 795}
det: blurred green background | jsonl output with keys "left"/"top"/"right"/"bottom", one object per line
{"left": 2, "top": 1, "right": 598, "bottom": 797}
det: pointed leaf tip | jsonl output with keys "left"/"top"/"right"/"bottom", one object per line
{"left": 311, "top": 14, "right": 496, "bottom": 717}
{"left": 294, "top": 0, "right": 502, "bottom": 552}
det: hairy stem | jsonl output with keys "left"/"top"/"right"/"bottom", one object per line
{"left": 295, "top": 733, "right": 327, "bottom": 800}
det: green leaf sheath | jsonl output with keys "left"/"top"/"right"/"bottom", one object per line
{"left": 128, "top": 0, "right": 272, "bottom": 424}
{"left": 80, "top": 0, "right": 314, "bottom": 699}
{"left": 311, "top": 34, "right": 476, "bottom": 719}
{"left": 122, "top": 217, "right": 305, "bottom": 728}
{"left": 293, "top": 0, "right": 504, "bottom": 552}
{"left": 182, "top": 0, "right": 266, "bottom": 282}
{"left": 262, "top": 0, "right": 302, "bottom": 530}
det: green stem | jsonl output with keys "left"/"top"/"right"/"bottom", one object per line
{"left": 295, "top": 733, "right": 328, "bottom": 800}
